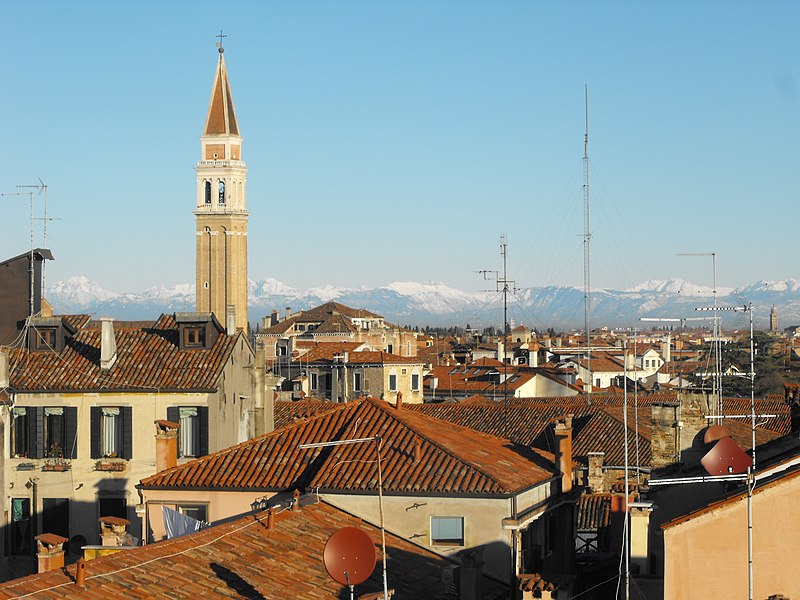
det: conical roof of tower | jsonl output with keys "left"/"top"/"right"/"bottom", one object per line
{"left": 204, "top": 49, "right": 239, "bottom": 136}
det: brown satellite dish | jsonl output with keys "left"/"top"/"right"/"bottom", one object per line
{"left": 323, "top": 527, "right": 377, "bottom": 586}
{"left": 291, "top": 350, "right": 300, "bottom": 358}
{"left": 703, "top": 424, "right": 732, "bottom": 444}
{"left": 701, "top": 435, "right": 752, "bottom": 476}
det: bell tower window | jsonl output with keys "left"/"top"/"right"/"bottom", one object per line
{"left": 204, "top": 181, "right": 211, "bottom": 204}
{"left": 218, "top": 181, "right": 226, "bottom": 204}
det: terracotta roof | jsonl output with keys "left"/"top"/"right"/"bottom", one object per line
{"left": 0, "top": 500, "right": 508, "bottom": 599}
{"left": 261, "top": 301, "right": 382, "bottom": 335}
{"left": 6, "top": 314, "right": 243, "bottom": 392}
{"left": 301, "top": 350, "right": 422, "bottom": 366}
{"left": 140, "top": 398, "right": 556, "bottom": 496}
{"left": 576, "top": 494, "right": 613, "bottom": 530}
{"left": 295, "top": 341, "right": 365, "bottom": 362}
{"left": 407, "top": 403, "right": 652, "bottom": 467}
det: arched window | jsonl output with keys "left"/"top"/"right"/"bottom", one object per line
{"left": 204, "top": 181, "right": 211, "bottom": 204}
{"left": 218, "top": 180, "right": 226, "bottom": 204}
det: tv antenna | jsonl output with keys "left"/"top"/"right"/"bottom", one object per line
{"left": 477, "top": 234, "right": 518, "bottom": 436}
{"left": 18, "top": 179, "right": 59, "bottom": 290}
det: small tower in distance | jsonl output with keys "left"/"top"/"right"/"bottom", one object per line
{"left": 770, "top": 305, "right": 778, "bottom": 333}
{"left": 195, "top": 36, "right": 249, "bottom": 332}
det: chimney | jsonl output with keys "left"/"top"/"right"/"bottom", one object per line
{"left": 226, "top": 304, "right": 236, "bottom": 334}
{"left": 100, "top": 317, "right": 117, "bottom": 370}
{"left": 292, "top": 489, "right": 301, "bottom": 511}
{"left": 99, "top": 516, "right": 130, "bottom": 547}
{"left": 662, "top": 334, "right": 671, "bottom": 363}
{"left": 285, "top": 307, "right": 291, "bottom": 321}
{"left": 154, "top": 420, "right": 180, "bottom": 472}
{"left": 0, "top": 350, "right": 9, "bottom": 388}
{"left": 395, "top": 391, "right": 403, "bottom": 410}
{"left": 650, "top": 402, "right": 679, "bottom": 468}
{"left": 629, "top": 501, "right": 654, "bottom": 574}
{"left": 553, "top": 415, "right": 574, "bottom": 493}
{"left": 269, "top": 309, "right": 278, "bottom": 327}
{"left": 75, "top": 557, "right": 87, "bottom": 588}
{"left": 35, "top": 534, "right": 68, "bottom": 573}
{"left": 587, "top": 451, "right": 605, "bottom": 493}
{"left": 459, "top": 545, "right": 485, "bottom": 600}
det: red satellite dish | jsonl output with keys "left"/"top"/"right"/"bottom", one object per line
{"left": 323, "top": 527, "right": 377, "bottom": 586}
{"left": 701, "top": 435, "right": 752, "bottom": 476}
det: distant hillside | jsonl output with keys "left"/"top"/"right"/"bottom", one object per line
{"left": 45, "top": 276, "right": 800, "bottom": 331}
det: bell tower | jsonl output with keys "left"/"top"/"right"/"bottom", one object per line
{"left": 195, "top": 39, "right": 248, "bottom": 331}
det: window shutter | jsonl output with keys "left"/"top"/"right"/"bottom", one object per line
{"left": 167, "top": 407, "right": 179, "bottom": 458}
{"left": 64, "top": 407, "right": 78, "bottom": 459}
{"left": 90, "top": 407, "right": 101, "bottom": 459}
{"left": 29, "top": 407, "right": 44, "bottom": 459}
{"left": 121, "top": 406, "right": 133, "bottom": 460}
{"left": 198, "top": 407, "right": 209, "bottom": 457}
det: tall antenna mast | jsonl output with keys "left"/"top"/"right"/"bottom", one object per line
{"left": 478, "top": 234, "right": 517, "bottom": 437}
{"left": 582, "top": 85, "right": 592, "bottom": 393}
{"left": 18, "top": 180, "right": 57, "bottom": 290}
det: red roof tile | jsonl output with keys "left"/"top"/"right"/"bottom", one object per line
{"left": 140, "top": 398, "right": 556, "bottom": 496}
{"left": 6, "top": 315, "right": 243, "bottom": 392}
{"left": 0, "top": 500, "right": 509, "bottom": 599}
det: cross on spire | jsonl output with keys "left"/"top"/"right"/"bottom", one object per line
{"left": 216, "top": 30, "right": 227, "bottom": 53}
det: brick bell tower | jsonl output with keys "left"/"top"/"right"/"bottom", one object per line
{"left": 195, "top": 38, "right": 248, "bottom": 332}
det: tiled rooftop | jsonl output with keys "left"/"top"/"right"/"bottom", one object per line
{"left": 141, "top": 398, "right": 556, "bottom": 495}
{"left": 6, "top": 314, "right": 243, "bottom": 392}
{"left": 0, "top": 500, "right": 509, "bottom": 599}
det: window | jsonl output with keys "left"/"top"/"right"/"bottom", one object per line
{"left": 42, "top": 498, "right": 70, "bottom": 540}
{"left": 167, "top": 406, "right": 209, "bottom": 458}
{"left": 431, "top": 516, "right": 464, "bottom": 546}
{"left": 387, "top": 344, "right": 394, "bottom": 354}
{"left": 353, "top": 372, "right": 362, "bottom": 392}
{"left": 411, "top": 372, "right": 420, "bottom": 391}
{"left": 11, "top": 407, "right": 29, "bottom": 457}
{"left": 9, "top": 498, "right": 32, "bottom": 555}
{"left": 184, "top": 326, "right": 205, "bottom": 348}
{"left": 33, "top": 328, "right": 56, "bottom": 350}
{"left": 90, "top": 407, "right": 133, "bottom": 459}
{"left": 310, "top": 373, "right": 318, "bottom": 391}
{"left": 177, "top": 504, "right": 208, "bottom": 523}
{"left": 99, "top": 497, "right": 127, "bottom": 520}
{"left": 218, "top": 180, "right": 226, "bottom": 204}
{"left": 388, "top": 372, "right": 398, "bottom": 392}
{"left": 9, "top": 407, "right": 77, "bottom": 459}
{"left": 401, "top": 368, "right": 407, "bottom": 375}
{"left": 204, "top": 181, "right": 211, "bottom": 204}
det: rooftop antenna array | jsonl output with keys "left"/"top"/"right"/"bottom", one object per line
{"left": 477, "top": 234, "right": 518, "bottom": 437}
{"left": 18, "top": 179, "right": 58, "bottom": 291}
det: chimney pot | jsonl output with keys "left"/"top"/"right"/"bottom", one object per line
{"left": 35, "top": 533, "right": 68, "bottom": 573}
{"left": 226, "top": 304, "right": 236, "bottom": 335}
{"left": 75, "top": 557, "right": 87, "bottom": 587}
{"left": 100, "top": 317, "right": 117, "bottom": 370}
{"left": 553, "top": 415, "right": 574, "bottom": 493}
{"left": 395, "top": 391, "right": 403, "bottom": 410}
{"left": 292, "top": 489, "right": 301, "bottom": 511}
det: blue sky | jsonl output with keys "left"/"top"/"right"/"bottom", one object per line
{"left": 1, "top": 0, "right": 798, "bottom": 295}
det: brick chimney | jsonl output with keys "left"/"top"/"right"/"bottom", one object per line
{"left": 587, "top": 451, "right": 605, "bottom": 493}
{"left": 395, "top": 390, "right": 403, "bottom": 410}
{"left": 650, "top": 402, "right": 679, "bottom": 468}
{"left": 154, "top": 420, "right": 179, "bottom": 472}
{"left": 459, "top": 545, "right": 485, "bottom": 600}
{"left": 553, "top": 415, "right": 574, "bottom": 493}
{"left": 99, "top": 516, "right": 130, "bottom": 547}
{"left": 100, "top": 317, "right": 117, "bottom": 370}
{"left": 35, "top": 533, "right": 68, "bottom": 573}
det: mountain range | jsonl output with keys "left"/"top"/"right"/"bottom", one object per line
{"left": 44, "top": 276, "right": 800, "bottom": 331}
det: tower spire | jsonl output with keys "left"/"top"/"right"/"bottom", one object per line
{"left": 204, "top": 32, "right": 239, "bottom": 137}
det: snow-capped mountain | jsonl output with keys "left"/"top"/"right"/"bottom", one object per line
{"left": 45, "top": 277, "right": 800, "bottom": 329}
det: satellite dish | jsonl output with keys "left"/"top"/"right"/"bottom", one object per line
{"left": 291, "top": 350, "right": 300, "bottom": 358}
{"left": 703, "top": 424, "right": 732, "bottom": 444}
{"left": 701, "top": 435, "right": 751, "bottom": 476}
{"left": 323, "top": 527, "right": 377, "bottom": 586}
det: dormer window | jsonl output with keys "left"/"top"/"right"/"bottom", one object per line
{"left": 34, "top": 328, "right": 56, "bottom": 350}
{"left": 184, "top": 326, "right": 206, "bottom": 348}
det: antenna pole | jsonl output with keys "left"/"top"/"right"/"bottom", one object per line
{"left": 583, "top": 85, "right": 592, "bottom": 394}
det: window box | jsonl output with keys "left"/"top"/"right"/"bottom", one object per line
{"left": 16, "top": 462, "right": 36, "bottom": 471}
{"left": 41, "top": 460, "right": 71, "bottom": 472}
{"left": 95, "top": 459, "right": 127, "bottom": 472}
